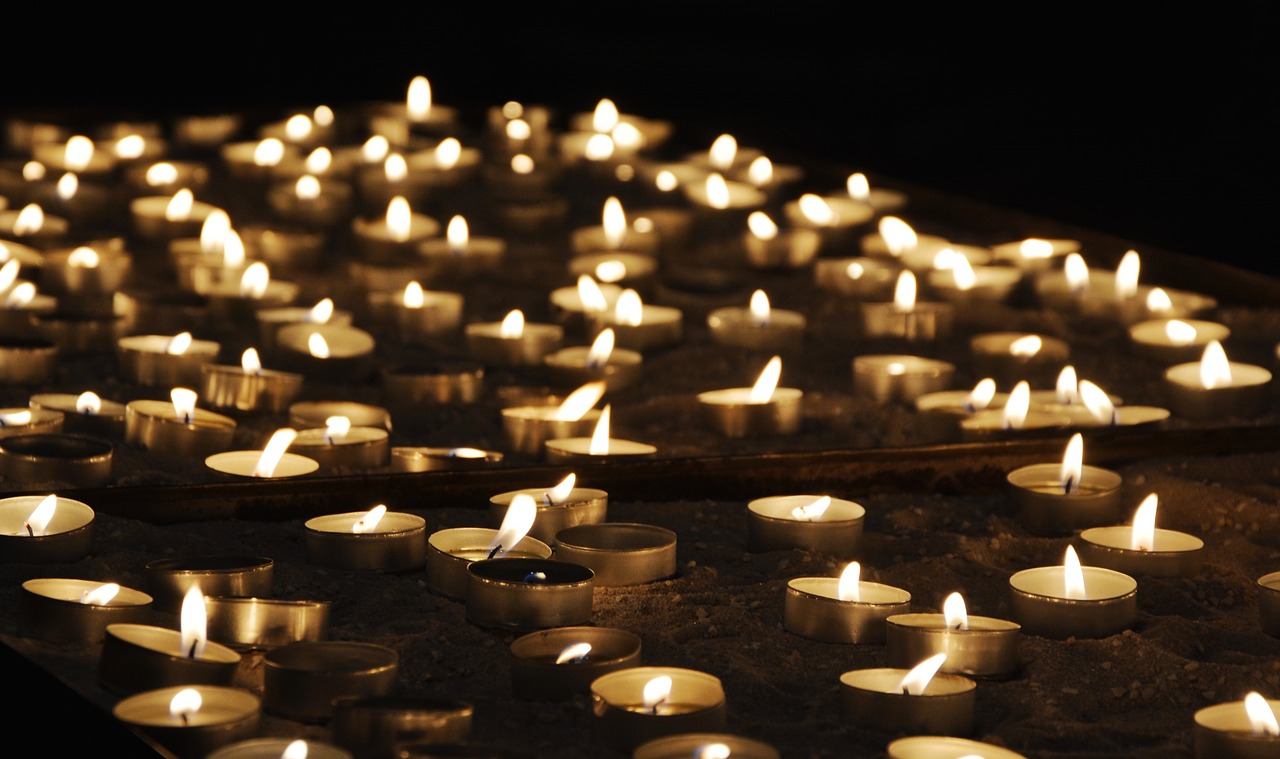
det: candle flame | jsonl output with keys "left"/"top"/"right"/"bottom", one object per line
{"left": 1165, "top": 319, "right": 1197, "bottom": 345}
{"left": 14, "top": 204, "right": 44, "bottom": 236}
{"left": 403, "top": 281, "right": 425, "bottom": 308}
{"left": 594, "top": 260, "right": 627, "bottom": 284}
{"left": 284, "top": 114, "right": 312, "bottom": 142}
{"left": 1064, "top": 253, "right": 1090, "bottom": 294}
{"left": 655, "top": 169, "right": 678, "bottom": 192}
{"left": 65, "top": 135, "right": 94, "bottom": 171}
{"left": 705, "top": 173, "right": 730, "bottom": 209}
{"left": 21, "top": 161, "right": 45, "bottom": 181}
{"left": 799, "top": 194, "right": 834, "bottom": 225}
{"left": 943, "top": 592, "right": 969, "bottom": 630}
{"left": 511, "top": 154, "right": 534, "bottom": 174}
{"left": 1131, "top": 493, "right": 1158, "bottom": 551}
{"left": 553, "top": 382, "right": 606, "bottom": 422}
{"left": 305, "top": 147, "right": 332, "bottom": 174}
{"left": 180, "top": 586, "right": 207, "bottom": 659}
{"left": 602, "top": 197, "right": 626, "bottom": 249}
{"left": 1115, "top": 250, "right": 1140, "bottom": 299}
{"left": 1199, "top": 340, "right": 1232, "bottom": 389}
{"left": 239, "top": 262, "right": 270, "bottom": 299}
{"left": 1080, "top": 380, "right": 1117, "bottom": 425}
{"left": 587, "top": 328, "right": 615, "bottom": 369}
{"left": 307, "top": 298, "right": 334, "bottom": 324}
{"left": 252, "top": 138, "right": 284, "bottom": 167}
{"left": 308, "top": 333, "right": 330, "bottom": 359}
{"left": 165, "top": 189, "right": 194, "bottom": 222}
{"left": 386, "top": 196, "right": 412, "bottom": 242}
{"left": 22, "top": 495, "right": 57, "bottom": 536}
{"left": 709, "top": 134, "right": 737, "bottom": 171}
{"left": 643, "top": 675, "right": 673, "bottom": 712}
{"left": 893, "top": 270, "right": 918, "bottom": 312}
{"left": 446, "top": 215, "right": 469, "bottom": 253}
{"left": 282, "top": 740, "right": 309, "bottom": 759}
{"left": 500, "top": 310, "right": 525, "bottom": 339}
{"left": 845, "top": 262, "right": 865, "bottom": 280}
{"left": 4, "top": 282, "right": 32, "bottom": 308}
{"left": 384, "top": 153, "right": 408, "bottom": 182}
{"left": 888, "top": 362, "right": 906, "bottom": 376}
{"left": 1019, "top": 238, "right": 1055, "bottom": 259}
{"left": 592, "top": 99, "right": 619, "bottom": 132}
{"left": 169, "top": 688, "right": 202, "bottom": 722}
{"left": 589, "top": 405, "right": 612, "bottom": 455}
{"left": 577, "top": 275, "right": 608, "bottom": 315}
{"left": 406, "top": 75, "right": 432, "bottom": 120}
{"left": 555, "top": 642, "right": 592, "bottom": 665}
{"left": 67, "top": 246, "right": 100, "bottom": 268}
{"left": 1061, "top": 433, "right": 1084, "bottom": 494}
{"left": 847, "top": 172, "right": 870, "bottom": 200}
{"left": 166, "top": 332, "right": 193, "bottom": 356}
{"left": 748, "top": 356, "right": 782, "bottom": 404}
{"left": 746, "top": 291, "right": 771, "bottom": 330}
{"left": 76, "top": 391, "right": 102, "bottom": 414}
{"left": 435, "top": 137, "right": 462, "bottom": 170}
{"left": 80, "top": 583, "right": 120, "bottom": 605}
{"left": 56, "top": 172, "right": 78, "bottom": 200}
{"left": 448, "top": 448, "right": 487, "bottom": 459}
{"left": 489, "top": 493, "right": 537, "bottom": 558}
{"left": 200, "top": 210, "right": 232, "bottom": 255}
{"left": 789, "top": 495, "right": 831, "bottom": 522}
{"left": 295, "top": 175, "right": 321, "bottom": 200}
{"left": 315, "top": 104, "right": 333, "bottom": 124}
{"left": 241, "top": 348, "right": 262, "bottom": 374}
{"left": 1056, "top": 366, "right": 1079, "bottom": 404}
{"left": 747, "top": 156, "right": 773, "bottom": 186}
{"left": 0, "top": 260, "right": 18, "bottom": 291}
{"left": 324, "top": 415, "right": 351, "bottom": 444}
{"left": 964, "top": 379, "right": 997, "bottom": 412}
{"left": 1063, "top": 545, "right": 1087, "bottom": 599}
{"left": 146, "top": 162, "right": 178, "bottom": 186}
{"left": 1245, "top": 692, "right": 1280, "bottom": 736}
{"left": 0, "top": 410, "right": 31, "bottom": 427}
{"left": 879, "top": 217, "right": 917, "bottom": 255}
{"left": 932, "top": 248, "right": 960, "bottom": 271}
{"left": 898, "top": 653, "right": 948, "bottom": 695}
{"left": 1143, "top": 287, "right": 1171, "bottom": 314}
{"left": 747, "top": 211, "right": 778, "bottom": 241}
{"left": 1001, "top": 381, "right": 1030, "bottom": 430}
{"left": 171, "top": 388, "right": 197, "bottom": 423}
{"left": 506, "top": 118, "right": 532, "bottom": 141}
{"left": 837, "top": 562, "right": 861, "bottom": 602}
{"left": 252, "top": 428, "right": 298, "bottom": 478}
{"left": 222, "top": 229, "right": 246, "bottom": 268}
{"left": 696, "top": 745, "right": 731, "bottom": 759}
{"left": 615, "top": 289, "right": 643, "bottom": 326}
{"left": 351, "top": 504, "right": 388, "bottom": 534}
{"left": 1009, "top": 335, "right": 1042, "bottom": 357}
{"left": 546, "top": 473, "right": 576, "bottom": 504}
{"left": 362, "top": 135, "right": 390, "bottom": 162}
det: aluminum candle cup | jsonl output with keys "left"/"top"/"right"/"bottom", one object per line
{"left": 331, "top": 697, "right": 473, "bottom": 759}
{"left": 861, "top": 301, "right": 954, "bottom": 341}
{"left": 853, "top": 355, "right": 955, "bottom": 405}
{"left": 1006, "top": 463, "right": 1123, "bottom": 535}
{"left": 0, "top": 494, "right": 94, "bottom": 563}
{"left": 839, "top": 668, "right": 976, "bottom": 736}
{"left": 784, "top": 576, "right": 911, "bottom": 644}
{"left": 392, "top": 447, "right": 504, "bottom": 473}
{"left": 34, "top": 313, "right": 124, "bottom": 354}
{"left": 0, "top": 433, "right": 113, "bottom": 487}
{"left": 543, "top": 345, "right": 643, "bottom": 391}
{"left": 385, "top": 290, "right": 465, "bottom": 344}
{"left": 0, "top": 339, "right": 58, "bottom": 383}
{"left": 567, "top": 252, "right": 658, "bottom": 291}
{"left": 288, "top": 426, "right": 391, "bottom": 472}
{"left": 1128, "top": 319, "right": 1230, "bottom": 363}
{"left": 553, "top": 524, "right": 677, "bottom": 586}
{"left": 263, "top": 641, "right": 400, "bottom": 722}
{"left": 1076, "top": 527, "right": 1204, "bottom": 577}
{"left": 970, "top": 332, "right": 1071, "bottom": 384}
{"left": 466, "top": 320, "right": 563, "bottom": 367}
{"left": 145, "top": 556, "right": 274, "bottom": 614}
{"left": 1008, "top": 565, "right": 1138, "bottom": 639}
{"left": 1259, "top": 572, "right": 1280, "bottom": 637}
{"left": 125, "top": 400, "right": 237, "bottom": 459}
{"left": 304, "top": 511, "right": 428, "bottom": 572}
{"left": 502, "top": 406, "right": 602, "bottom": 455}
{"left": 959, "top": 409, "right": 1073, "bottom": 442}
{"left": 465, "top": 558, "right": 595, "bottom": 631}
{"left": 113, "top": 685, "right": 260, "bottom": 759}
{"left": 814, "top": 257, "right": 899, "bottom": 298}
{"left": 1164, "top": 360, "right": 1272, "bottom": 420}
{"left": 19, "top": 578, "right": 152, "bottom": 644}
{"left": 544, "top": 436, "right": 658, "bottom": 463}
{"left": 99, "top": 623, "right": 242, "bottom": 694}
{"left": 41, "top": 246, "right": 132, "bottom": 297}
{"left": 29, "top": 392, "right": 126, "bottom": 436}
{"left": 200, "top": 363, "right": 304, "bottom": 414}
{"left": 204, "top": 597, "right": 330, "bottom": 651}
{"left": 590, "top": 304, "right": 684, "bottom": 353}
{"left": 913, "top": 389, "right": 1009, "bottom": 443}
{"left": 885, "top": 614, "right": 1021, "bottom": 678}
{"left": 889, "top": 737, "right": 1027, "bottom": 758}
{"left": 254, "top": 305, "right": 353, "bottom": 354}
{"left": 634, "top": 734, "right": 780, "bottom": 759}
{"left": 490, "top": 486, "right": 608, "bottom": 545}
{"left": 744, "top": 227, "right": 822, "bottom": 269}
{"left": 706, "top": 306, "right": 805, "bottom": 351}
{"left": 1194, "top": 696, "right": 1280, "bottom": 758}
{"left": 117, "top": 334, "right": 221, "bottom": 387}
{"left": 426, "top": 527, "right": 553, "bottom": 600}
{"left": 209, "top": 738, "right": 352, "bottom": 759}
{"left": 591, "top": 667, "right": 727, "bottom": 751}
{"left": 419, "top": 237, "right": 506, "bottom": 283}
{"left": 697, "top": 387, "right": 803, "bottom": 438}
{"left": 382, "top": 362, "right": 485, "bottom": 405}
{"left": 290, "top": 401, "right": 391, "bottom": 431}
{"left": 276, "top": 323, "right": 376, "bottom": 382}
{"left": 926, "top": 265, "right": 1024, "bottom": 307}
{"left": 747, "top": 495, "right": 865, "bottom": 557}
{"left": 509, "top": 626, "right": 642, "bottom": 701}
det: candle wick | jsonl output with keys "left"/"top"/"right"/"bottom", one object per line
{"left": 188, "top": 640, "right": 198, "bottom": 658}
{"left": 180, "top": 712, "right": 189, "bottom": 726}
{"left": 1063, "top": 476, "right": 1077, "bottom": 495}
{"left": 23, "top": 521, "right": 33, "bottom": 536}
{"left": 523, "top": 571, "right": 547, "bottom": 584}
{"left": 542, "top": 492, "right": 555, "bottom": 507}
{"left": 901, "top": 686, "right": 911, "bottom": 696}
{"left": 183, "top": 413, "right": 192, "bottom": 425}
{"left": 487, "top": 544, "right": 501, "bottom": 560}
{"left": 325, "top": 435, "right": 334, "bottom": 445}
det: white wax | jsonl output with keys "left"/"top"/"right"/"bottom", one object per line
{"left": 305, "top": 511, "right": 424, "bottom": 536}
{"left": 1008, "top": 565, "right": 1137, "bottom": 602}
{"left": 1165, "top": 361, "right": 1272, "bottom": 390}
{"left": 697, "top": 387, "right": 804, "bottom": 407}
{"left": 788, "top": 577, "right": 910, "bottom": 605}
{"left": 748, "top": 495, "right": 865, "bottom": 523}
{"left": 205, "top": 451, "right": 319, "bottom": 479}
{"left": 1080, "top": 526, "right": 1204, "bottom": 553}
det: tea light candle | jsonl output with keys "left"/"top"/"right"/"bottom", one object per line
{"left": 262, "top": 641, "right": 399, "bottom": 722}
{"left": 840, "top": 654, "right": 976, "bottom": 736}
{"left": 0, "top": 203, "right": 70, "bottom": 247}
{"left": 99, "top": 590, "right": 242, "bottom": 694}
{"left": 266, "top": 175, "right": 354, "bottom": 227}
{"left": 255, "top": 298, "right": 353, "bottom": 354}
{"left": 925, "top": 256, "right": 1024, "bottom": 305}
{"left": 113, "top": 686, "right": 260, "bottom": 759}
{"left": 888, "top": 736, "right": 1027, "bottom": 758}
{"left": 1164, "top": 340, "right": 1272, "bottom": 419}
{"left": 782, "top": 194, "right": 874, "bottom": 249}
{"left": 743, "top": 211, "right": 822, "bottom": 269}
{"left": 125, "top": 390, "right": 237, "bottom": 459}
{"left": 204, "top": 262, "right": 300, "bottom": 322}
{"left": 0, "top": 494, "right": 95, "bottom": 563}
{"left": 510, "top": 626, "right": 642, "bottom": 701}
{"left": 467, "top": 309, "right": 564, "bottom": 367}
{"left": 862, "top": 271, "right": 954, "bottom": 341}
{"left": 208, "top": 738, "right": 352, "bottom": 759}
{"left": 1009, "top": 546, "right": 1138, "bottom": 638}
{"left": 288, "top": 417, "right": 391, "bottom": 472}
{"left": 991, "top": 237, "right": 1077, "bottom": 271}
{"left": 490, "top": 474, "right": 608, "bottom": 545}
{"left": 376, "top": 282, "right": 464, "bottom": 345}
{"left": 1006, "top": 433, "right": 1123, "bottom": 535}
{"left": 698, "top": 356, "right": 802, "bottom": 438}
{"left": 914, "top": 379, "right": 1006, "bottom": 442}
{"left": 304, "top": 504, "right": 427, "bottom": 572}
{"left": 634, "top": 734, "right": 780, "bottom": 759}
{"left": 392, "top": 446, "right": 504, "bottom": 472}
{"left": 419, "top": 215, "right": 506, "bottom": 282}
{"left": 466, "top": 557, "right": 595, "bottom": 631}
{"left": 971, "top": 332, "right": 1070, "bottom": 384}
{"left": 352, "top": 196, "right": 440, "bottom": 263}
{"left": 590, "top": 667, "right": 727, "bottom": 751}
{"left": 843, "top": 172, "right": 909, "bottom": 214}
{"left": 853, "top": 355, "right": 956, "bottom": 405}
{"left": 544, "top": 404, "right": 657, "bottom": 463}
{"left": 746, "top": 494, "right": 865, "bottom": 557}
{"left": 123, "top": 159, "right": 210, "bottom": 196}
{"left": 29, "top": 391, "right": 126, "bottom": 436}
{"left": 276, "top": 323, "right": 377, "bottom": 382}
{"left": 1193, "top": 692, "right": 1280, "bottom": 759}
{"left": 131, "top": 189, "right": 218, "bottom": 241}
{"left": 0, "top": 338, "right": 58, "bottom": 384}
{"left": 206, "top": 428, "right": 319, "bottom": 479}
{"left": 204, "top": 597, "right": 330, "bottom": 651}
{"left": 41, "top": 245, "right": 132, "bottom": 298}
{"left": 118, "top": 332, "right": 221, "bottom": 387}
{"left": 960, "top": 381, "right": 1073, "bottom": 441}
{"left": 32, "top": 135, "right": 117, "bottom": 177}
{"left": 550, "top": 275, "right": 622, "bottom": 333}
{"left": 591, "top": 289, "right": 683, "bottom": 353}
{"left": 0, "top": 433, "right": 113, "bottom": 487}
{"left": 1077, "top": 493, "right": 1204, "bottom": 577}
{"left": 885, "top": 592, "right": 1021, "bottom": 678}
{"left": 1259, "top": 572, "right": 1280, "bottom": 637}
{"left": 544, "top": 328, "right": 643, "bottom": 391}
{"left": 571, "top": 197, "right": 662, "bottom": 257}
{"left": 553, "top": 523, "right": 677, "bottom": 586}
{"left": 568, "top": 253, "right": 658, "bottom": 292}
{"left": 813, "top": 257, "right": 900, "bottom": 298}
{"left": 426, "top": 525, "right": 553, "bottom": 600}
{"left": 502, "top": 381, "right": 605, "bottom": 455}
{"left": 684, "top": 172, "right": 767, "bottom": 214}
{"left": 145, "top": 555, "right": 274, "bottom": 614}
{"left": 19, "top": 578, "right": 152, "bottom": 644}
{"left": 200, "top": 348, "right": 305, "bottom": 414}
{"left": 784, "top": 562, "right": 911, "bottom": 644}
{"left": 0, "top": 406, "right": 61, "bottom": 436}
{"left": 707, "top": 290, "right": 805, "bottom": 351}
{"left": 1128, "top": 318, "right": 1230, "bottom": 363}
{"left": 330, "top": 697, "right": 473, "bottom": 759}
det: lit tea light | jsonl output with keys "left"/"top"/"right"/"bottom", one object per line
{"left": 746, "top": 494, "right": 865, "bottom": 557}
{"left": 370, "top": 280, "right": 464, "bottom": 346}
{"left": 852, "top": 354, "right": 956, "bottom": 405}
{"left": 222, "top": 135, "right": 299, "bottom": 182}
{"left": 29, "top": 390, "right": 126, "bottom": 436}
{"left": 502, "top": 380, "right": 605, "bottom": 455}
{"left": 352, "top": 196, "right": 440, "bottom": 262}
{"left": 206, "top": 738, "right": 352, "bottom": 759}
{"left": 287, "top": 414, "right": 391, "bottom": 472}
{"left": 566, "top": 252, "right": 659, "bottom": 292}
{"left": 887, "top": 736, "right": 1027, "bottom": 759}
{"left": 698, "top": 355, "right": 803, "bottom": 437}
{"left": 113, "top": 685, "right": 260, "bottom": 758}
{"left": 550, "top": 274, "right": 623, "bottom": 331}
{"left": 568, "top": 98, "right": 672, "bottom": 153}
{"left": 255, "top": 297, "right": 354, "bottom": 354}
{"left": 913, "top": 378, "right": 1008, "bottom": 442}
{"left": 1033, "top": 251, "right": 1097, "bottom": 310}
{"left": 199, "top": 348, "right": 304, "bottom": 415}
{"left": 1194, "top": 691, "right": 1280, "bottom": 759}
{"left": 510, "top": 626, "right": 642, "bottom": 701}
{"left": 926, "top": 251, "right": 1024, "bottom": 306}
{"left": 205, "top": 427, "right": 319, "bottom": 479}
{"left": 124, "top": 388, "right": 237, "bottom": 459}
{"left": 419, "top": 214, "right": 507, "bottom": 282}
{"left": 784, "top": 561, "right": 911, "bottom": 644}
{"left": 205, "top": 261, "right": 301, "bottom": 322}
{"left": 276, "top": 323, "right": 377, "bottom": 381}
{"left": 1068, "top": 378, "right": 1169, "bottom": 429}
{"left": 839, "top": 653, "right": 977, "bottom": 736}
{"left": 1164, "top": 340, "right": 1272, "bottom": 419}
{"left": 861, "top": 270, "right": 955, "bottom": 341}
{"left": 590, "top": 667, "right": 727, "bottom": 751}
{"left": 707, "top": 289, "right": 806, "bottom": 351}
{"left": 844, "top": 171, "right": 908, "bottom": 213}
{"left": 1006, "top": 433, "right": 1123, "bottom": 534}
{"left": 19, "top": 577, "right": 152, "bottom": 644}
{"left": 118, "top": 331, "right": 221, "bottom": 387}
{"left": 970, "top": 331, "right": 1070, "bottom": 384}
{"left": 425, "top": 496, "right": 553, "bottom": 600}
{"left": 131, "top": 188, "right": 219, "bottom": 241}
{"left": 591, "top": 289, "right": 684, "bottom": 353}
{"left": 390, "top": 445, "right": 503, "bottom": 473}
{"left": 782, "top": 192, "right": 874, "bottom": 245}
{"left": 960, "top": 380, "right": 1074, "bottom": 441}
{"left": 571, "top": 197, "right": 661, "bottom": 257}
{"left": 1008, "top": 545, "right": 1138, "bottom": 639}
{"left": 124, "top": 159, "right": 210, "bottom": 196}
{"left": 544, "top": 328, "right": 644, "bottom": 390}
{"left": 633, "top": 733, "right": 781, "bottom": 759}
{"left": 1077, "top": 493, "right": 1204, "bottom": 577}
{"left": 490, "top": 473, "right": 609, "bottom": 545}
{"left": 0, "top": 494, "right": 95, "bottom": 563}
{"left": 1128, "top": 318, "right": 1230, "bottom": 363}
{"left": 885, "top": 592, "right": 1021, "bottom": 678}
{"left": 466, "top": 309, "right": 564, "bottom": 367}
{"left": 683, "top": 171, "right": 766, "bottom": 212}
{"left": 742, "top": 210, "right": 821, "bottom": 270}
{"left": 33, "top": 134, "right": 115, "bottom": 177}
{"left": 304, "top": 503, "right": 428, "bottom": 572}
{"left": 265, "top": 173, "right": 353, "bottom": 228}
{"left": 545, "top": 404, "right": 658, "bottom": 463}
{"left": 991, "top": 237, "right": 1078, "bottom": 271}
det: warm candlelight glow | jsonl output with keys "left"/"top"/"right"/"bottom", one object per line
{"left": 307, "top": 298, "right": 334, "bottom": 324}
{"left": 1245, "top": 692, "right": 1280, "bottom": 736}
{"left": 1061, "top": 433, "right": 1084, "bottom": 494}
{"left": 1002, "top": 381, "right": 1030, "bottom": 430}
{"left": 705, "top": 173, "right": 730, "bottom": 209}
{"left": 171, "top": 388, "right": 197, "bottom": 423}
{"left": 709, "top": 134, "right": 737, "bottom": 171}
{"left": 591, "top": 98, "right": 620, "bottom": 132}
{"left": 748, "top": 356, "right": 782, "bottom": 404}
{"left": 511, "top": 154, "right": 534, "bottom": 174}
{"left": 449, "top": 448, "right": 487, "bottom": 459}
{"left": 506, "top": 118, "right": 531, "bottom": 140}
{"left": 295, "top": 175, "right": 321, "bottom": 200}
{"left": 600, "top": 197, "right": 628, "bottom": 249}
{"left": 308, "top": 333, "right": 330, "bottom": 359}
{"left": 67, "top": 246, "right": 100, "bottom": 268}
{"left": 1079, "top": 380, "right": 1117, "bottom": 425}
{"left": 241, "top": 348, "right": 262, "bottom": 375}
{"left": 223, "top": 230, "right": 246, "bottom": 268}
{"left": 789, "top": 495, "right": 831, "bottom": 522}
{"left": 887, "top": 362, "right": 906, "bottom": 375}
{"left": 0, "top": 410, "right": 31, "bottom": 426}
{"left": 589, "top": 405, "right": 612, "bottom": 455}
{"left": 932, "top": 248, "right": 961, "bottom": 271}
{"left": 893, "top": 270, "right": 918, "bottom": 312}
{"left": 837, "top": 562, "right": 861, "bottom": 602}
{"left": 199, "top": 210, "right": 232, "bottom": 255}
{"left": 747, "top": 211, "right": 778, "bottom": 240}
{"left": 1009, "top": 335, "right": 1042, "bottom": 357}
{"left": 879, "top": 216, "right": 917, "bottom": 255}
{"left": 1056, "top": 366, "right": 1079, "bottom": 404}
{"left": 696, "top": 744, "right": 731, "bottom": 759}
{"left": 1131, "top": 493, "right": 1158, "bottom": 551}
{"left": 643, "top": 675, "right": 673, "bottom": 713}
{"left": 14, "top": 204, "right": 45, "bottom": 235}
{"left": 584, "top": 134, "right": 615, "bottom": 161}
{"left": 845, "top": 262, "right": 865, "bottom": 280}
{"left": 351, "top": 504, "right": 388, "bottom": 534}
{"left": 615, "top": 289, "right": 643, "bottom": 326}
{"left": 407, "top": 75, "right": 433, "bottom": 120}
{"left": 435, "top": 137, "right": 462, "bottom": 170}
{"left": 951, "top": 254, "right": 976, "bottom": 290}
{"left": 80, "top": 583, "right": 120, "bottom": 605}
{"left": 799, "top": 194, "right": 835, "bottom": 225}
{"left": 180, "top": 586, "right": 207, "bottom": 659}
{"left": 446, "top": 215, "right": 469, "bottom": 253}
{"left": 75, "top": 391, "right": 102, "bottom": 415}
{"left": 655, "top": 170, "right": 678, "bottom": 192}
{"left": 1064, "top": 253, "right": 1090, "bottom": 294}
{"left": 282, "top": 739, "right": 309, "bottom": 759}
{"left": 555, "top": 642, "right": 592, "bottom": 665}
{"left": 239, "top": 262, "right": 270, "bottom": 299}
{"left": 169, "top": 688, "right": 202, "bottom": 723}
{"left": 324, "top": 416, "right": 351, "bottom": 444}
{"left": 1115, "top": 250, "right": 1140, "bottom": 299}
{"left": 304, "top": 147, "right": 332, "bottom": 174}
{"left": 1063, "top": 545, "right": 1087, "bottom": 599}
{"left": 403, "top": 281, "right": 425, "bottom": 308}
{"left": 21, "top": 161, "right": 45, "bottom": 181}
{"left": 898, "top": 653, "right": 947, "bottom": 695}
{"left": 500, "top": 310, "right": 525, "bottom": 339}
{"left": 165, "top": 189, "right": 194, "bottom": 222}
{"left": 0, "top": 260, "right": 16, "bottom": 291}
{"left": 1146, "top": 287, "right": 1172, "bottom": 314}
{"left": 386, "top": 196, "right": 412, "bottom": 243}
{"left": 748, "top": 289, "right": 772, "bottom": 327}
{"left": 553, "top": 382, "right": 606, "bottom": 422}
{"left": 546, "top": 473, "right": 576, "bottom": 505}
{"left": 964, "top": 378, "right": 997, "bottom": 412}
{"left": 20, "top": 494, "right": 56, "bottom": 536}
{"left": 594, "top": 260, "right": 627, "bottom": 283}
{"left": 847, "top": 172, "right": 870, "bottom": 201}
{"left": 747, "top": 155, "right": 773, "bottom": 186}
{"left": 943, "top": 592, "right": 969, "bottom": 630}
{"left": 1165, "top": 319, "right": 1197, "bottom": 345}
{"left": 253, "top": 138, "right": 285, "bottom": 167}
{"left": 252, "top": 428, "right": 298, "bottom": 478}
{"left": 56, "top": 172, "right": 78, "bottom": 200}
{"left": 613, "top": 122, "right": 644, "bottom": 151}
{"left": 1020, "top": 238, "right": 1055, "bottom": 259}
{"left": 362, "top": 135, "right": 390, "bottom": 162}
{"left": 284, "top": 114, "right": 312, "bottom": 142}
{"left": 384, "top": 154, "right": 408, "bottom": 182}
{"left": 489, "top": 493, "right": 537, "bottom": 558}
{"left": 1199, "top": 340, "right": 1232, "bottom": 389}
{"left": 166, "top": 331, "right": 193, "bottom": 356}
{"left": 64, "top": 135, "right": 94, "bottom": 171}
{"left": 586, "top": 328, "right": 615, "bottom": 369}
